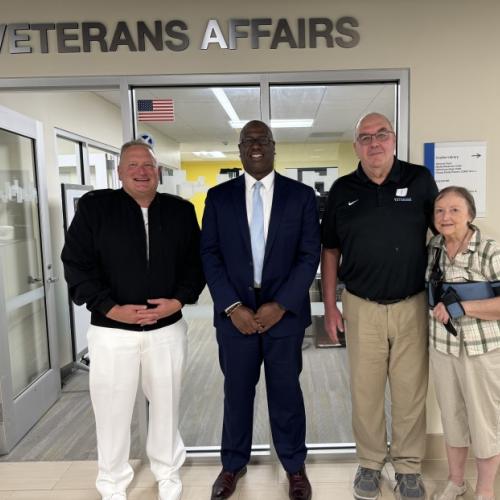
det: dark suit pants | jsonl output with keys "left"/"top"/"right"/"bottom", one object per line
{"left": 217, "top": 330, "right": 307, "bottom": 474}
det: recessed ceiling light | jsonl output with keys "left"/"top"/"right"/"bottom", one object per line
{"left": 193, "top": 151, "right": 226, "bottom": 158}
{"left": 271, "top": 119, "right": 314, "bottom": 128}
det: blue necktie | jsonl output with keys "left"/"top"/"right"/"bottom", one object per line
{"left": 250, "top": 181, "right": 265, "bottom": 286}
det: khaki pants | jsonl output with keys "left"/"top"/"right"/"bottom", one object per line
{"left": 342, "top": 290, "right": 428, "bottom": 473}
{"left": 430, "top": 346, "right": 500, "bottom": 459}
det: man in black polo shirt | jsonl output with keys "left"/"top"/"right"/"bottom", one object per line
{"left": 321, "top": 113, "right": 437, "bottom": 500}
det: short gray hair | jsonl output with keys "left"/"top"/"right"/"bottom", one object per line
{"left": 119, "top": 139, "right": 157, "bottom": 163}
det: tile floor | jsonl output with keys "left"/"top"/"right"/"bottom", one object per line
{"left": 0, "top": 458, "right": 498, "bottom": 499}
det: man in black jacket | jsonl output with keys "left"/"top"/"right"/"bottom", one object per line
{"left": 61, "top": 140, "right": 205, "bottom": 500}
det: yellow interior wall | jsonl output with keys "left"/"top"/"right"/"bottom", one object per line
{"left": 182, "top": 160, "right": 241, "bottom": 223}
{"left": 336, "top": 142, "right": 359, "bottom": 176}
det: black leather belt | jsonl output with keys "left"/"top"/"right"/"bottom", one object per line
{"left": 348, "top": 289, "right": 415, "bottom": 306}
{"left": 374, "top": 298, "right": 404, "bottom": 305}
{"left": 368, "top": 297, "right": 410, "bottom": 305}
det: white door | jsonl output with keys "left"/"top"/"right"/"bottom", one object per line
{"left": 0, "top": 105, "right": 60, "bottom": 454}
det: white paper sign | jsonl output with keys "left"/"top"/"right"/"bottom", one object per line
{"left": 425, "top": 141, "right": 487, "bottom": 217}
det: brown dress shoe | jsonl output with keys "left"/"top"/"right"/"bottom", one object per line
{"left": 211, "top": 467, "right": 247, "bottom": 499}
{"left": 287, "top": 466, "right": 312, "bottom": 500}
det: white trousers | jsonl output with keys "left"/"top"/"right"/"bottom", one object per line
{"left": 87, "top": 319, "right": 187, "bottom": 498}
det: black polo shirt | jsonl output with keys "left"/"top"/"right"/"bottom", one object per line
{"left": 321, "top": 157, "right": 438, "bottom": 301}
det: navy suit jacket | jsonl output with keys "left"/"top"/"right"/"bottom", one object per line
{"left": 201, "top": 172, "right": 320, "bottom": 338}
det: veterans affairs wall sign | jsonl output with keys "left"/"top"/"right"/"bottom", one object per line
{"left": 0, "top": 17, "right": 360, "bottom": 54}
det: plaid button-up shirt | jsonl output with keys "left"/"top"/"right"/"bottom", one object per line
{"left": 426, "top": 226, "right": 500, "bottom": 357}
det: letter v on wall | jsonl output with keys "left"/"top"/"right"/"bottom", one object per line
{"left": 0, "top": 24, "right": 6, "bottom": 51}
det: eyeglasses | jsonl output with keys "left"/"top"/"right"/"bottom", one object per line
{"left": 239, "top": 137, "right": 274, "bottom": 147}
{"left": 356, "top": 130, "right": 395, "bottom": 146}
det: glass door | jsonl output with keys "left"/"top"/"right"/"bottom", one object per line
{"left": 0, "top": 105, "right": 60, "bottom": 454}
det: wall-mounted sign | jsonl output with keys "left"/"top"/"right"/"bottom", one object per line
{"left": 0, "top": 17, "right": 360, "bottom": 54}
{"left": 424, "top": 141, "right": 487, "bottom": 217}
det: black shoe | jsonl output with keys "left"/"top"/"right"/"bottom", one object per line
{"left": 210, "top": 467, "right": 247, "bottom": 499}
{"left": 287, "top": 466, "right": 312, "bottom": 500}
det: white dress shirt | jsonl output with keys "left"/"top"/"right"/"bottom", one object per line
{"left": 224, "top": 171, "right": 275, "bottom": 309}
{"left": 141, "top": 206, "right": 149, "bottom": 259}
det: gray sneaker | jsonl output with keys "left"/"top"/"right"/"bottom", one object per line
{"left": 395, "top": 473, "right": 426, "bottom": 500}
{"left": 353, "top": 466, "right": 381, "bottom": 500}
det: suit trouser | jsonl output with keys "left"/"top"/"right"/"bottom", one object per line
{"left": 87, "top": 320, "right": 187, "bottom": 498}
{"left": 342, "top": 290, "right": 428, "bottom": 473}
{"left": 217, "top": 330, "right": 307, "bottom": 474}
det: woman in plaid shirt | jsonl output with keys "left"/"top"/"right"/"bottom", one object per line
{"left": 427, "top": 186, "right": 500, "bottom": 500}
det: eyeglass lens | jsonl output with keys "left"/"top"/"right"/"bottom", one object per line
{"left": 357, "top": 131, "right": 393, "bottom": 145}
{"left": 241, "top": 137, "right": 271, "bottom": 146}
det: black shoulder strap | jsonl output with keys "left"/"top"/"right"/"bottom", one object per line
{"left": 432, "top": 247, "right": 442, "bottom": 276}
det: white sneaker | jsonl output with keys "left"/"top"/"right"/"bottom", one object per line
{"left": 158, "top": 478, "right": 182, "bottom": 500}
{"left": 438, "top": 481, "right": 467, "bottom": 500}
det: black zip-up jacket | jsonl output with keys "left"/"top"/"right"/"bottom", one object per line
{"left": 61, "top": 188, "right": 205, "bottom": 331}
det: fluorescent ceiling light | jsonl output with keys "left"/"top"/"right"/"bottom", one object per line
{"left": 229, "top": 120, "right": 250, "bottom": 129}
{"left": 271, "top": 119, "right": 314, "bottom": 128}
{"left": 212, "top": 88, "right": 240, "bottom": 122}
{"left": 193, "top": 151, "right": 226, "bottom": 158}
{"left": 230, "top": 119, "right": 314, "bottom": 129}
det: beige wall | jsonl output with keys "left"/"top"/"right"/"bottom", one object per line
{"left": 2, "top": 0, "right": 499, "bottom": 437}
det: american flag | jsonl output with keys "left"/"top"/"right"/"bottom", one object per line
{"left": 137, "top": 99, "right": 175, "bottom": 122}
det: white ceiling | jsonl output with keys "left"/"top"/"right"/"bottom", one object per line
{"left": 96, "top": 83, "right": 396, "bottom": 162}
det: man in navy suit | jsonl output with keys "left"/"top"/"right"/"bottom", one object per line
{"left": 201, "top": 120, "right": 320, "bottom": 500}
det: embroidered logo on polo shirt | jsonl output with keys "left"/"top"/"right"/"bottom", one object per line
{"left": 347, "top": 199, "right": 359, "bottom": 206}
{"left": 394, "top": 187, "right": 412, "bottom": 202}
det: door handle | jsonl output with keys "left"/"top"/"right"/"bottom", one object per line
{"left": 47, "top": 277, "right": 59, "bottom": 284}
